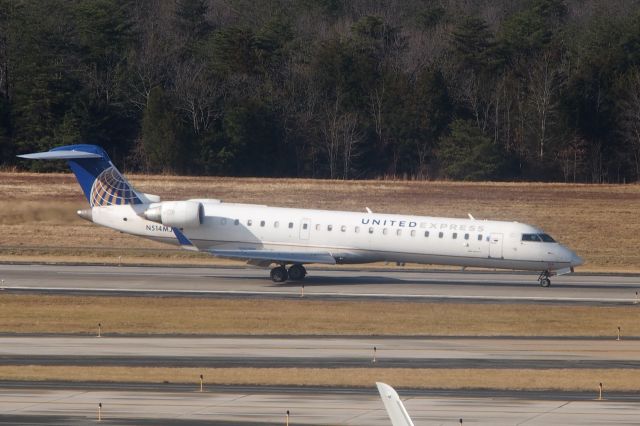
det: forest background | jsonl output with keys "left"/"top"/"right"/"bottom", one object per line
{"left": 1, "top": 0, "right": 640, "bottom": 182}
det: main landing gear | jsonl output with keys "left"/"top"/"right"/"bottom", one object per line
{"left": 270, "top": 264, "right": 307, "bottom": 283}
{"left": 538, "top": 270, "right": 552, "bottom": 287}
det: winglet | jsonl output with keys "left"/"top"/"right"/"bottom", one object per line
{"left": 172, "top": 228, "right": 198, "bottom": 251}
{"left": 376, "top": 382, "right": 415, "bottom": 426}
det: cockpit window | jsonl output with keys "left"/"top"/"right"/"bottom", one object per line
{"left": 522, "top": 233, "right": 555, "bottom": 242}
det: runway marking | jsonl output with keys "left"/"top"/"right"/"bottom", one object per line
{"left": 4, "top": 286, "right": 636, "bottom": 304}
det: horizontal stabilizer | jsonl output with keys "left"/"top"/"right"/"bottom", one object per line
{"left": 18, "top": 150, "right": 102, "bottom": 160}
{"left": 208, "top": 249, "right": 336, "bottom": 265}
{"left": 18, "top": 144, "right": 146, "bottom": 206}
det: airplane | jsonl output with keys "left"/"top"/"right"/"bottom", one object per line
{"left": 19, "top": 144, "right": 583, "bottom": 286}
{"left": 376, "top": 382, "right": 414, "bottom": 426}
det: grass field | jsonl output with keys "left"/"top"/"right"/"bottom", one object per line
{"left": 1, "top": 173, "right": 639, "bottom": 392}
{"left": 0, "top": 366, "right": 636, "bottom": 391}
{"left": 1, "top": 294, "right": 638, "bottom": 336}
{"left": 1, "top": 172, "right": 640, "bottom": 271}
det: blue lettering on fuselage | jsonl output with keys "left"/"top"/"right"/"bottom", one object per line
{"left": 361, "top": 218, "right": 483, "bottom": 232}
{"left": 361, "top": 218, "right": 417, "bottom": 227}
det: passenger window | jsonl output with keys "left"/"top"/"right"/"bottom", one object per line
{"left": 355, "top": 226, "right": 360, "bottom": 233}
{"left": 410, "top": 230, "right": 416, "bottom": 237}
{"left": 260, "top": 220, "right": 265, "bottom": 227}
{"left": 315, "top": 224, "right": 321, "bottom": 231}
{"left": 396, "top": 229, "right": 402, "bottom": 236}
{"left": 341, "top": 225, "right": 346, "bottom": 232}
{"left": 369, "top": 227, "right": 374, "bottom": 234}
{"left": 302, "top": 223, "right": 307, "bottom": 230}
{"left": 439, "top": 232, "right": 444, "bottom": 238}
{"left": 478, "top": 234, "right": 482, "bottom": 241}
{"left": 247, "top": 219, "right": 252, "bottom": 226}
{"left": 424, "top": 231, "right": 429, "bottom": 238}
{"left": 452, "top": 232, "right": 457, "bottom": 239}
{"left": 288, "top": 222, "right": 293, "bottom": 229}
{"left": 327, "top": 225, "right": 333, "bottom": 231}
{"left": 274, "top": 221, "right": 279, "bottom": 228}
{"left": 234, "top": 219, "right": 239, "bottom": 225}
{"left": 464, "top": 233, "right": 469, "bottom": 240}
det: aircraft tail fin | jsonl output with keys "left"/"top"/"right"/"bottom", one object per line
{"left": 18, "top": 144, "right": 149, "bottom": 207}
{"left": 376, "top": 382, "right": 415, "bottom": 426}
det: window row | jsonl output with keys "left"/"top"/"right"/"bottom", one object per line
{"left": 219, "top": 217, "right": 486, "bottom": 241}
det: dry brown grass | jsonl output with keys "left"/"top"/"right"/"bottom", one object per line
{"left": 0, "top": 366, "right": 636, "bottom": 391}
{"left": 1, "top": 172, "right": 639, "bottom": 271}
{"left": 1, "top": 294, "right": 638, "bottom": 336}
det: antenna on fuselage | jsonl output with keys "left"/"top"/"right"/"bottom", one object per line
{"left": 365, "top": 207, "right": 372, "bottom": 214}
{"left": 468, "top": 213, "right": 475, "bottom": 220}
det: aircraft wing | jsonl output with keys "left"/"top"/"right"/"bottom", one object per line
{"left": 207, "top": 249, "right": 336, "bottom": 265}
{"left": 376, "top": 382, "right": 415, "bottom": 426}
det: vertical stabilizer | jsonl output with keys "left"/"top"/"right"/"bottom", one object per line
{"left": 18, "top": 144, "right": 147, "bottom": 206}
{"left": 376, "top": 382, "right": 415, "bottom": 426}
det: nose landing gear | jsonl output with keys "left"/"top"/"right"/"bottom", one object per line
{"left": 538, "top": 271, "right": 552, "bottom": 287}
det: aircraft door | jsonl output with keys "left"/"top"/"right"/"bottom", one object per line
{"left": 299, "top": 218, "right": 311, "bottom": 240}
{"left": 489, "top": 233, "right": 503, "bottom": 259}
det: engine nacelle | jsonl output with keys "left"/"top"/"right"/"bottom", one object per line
{"left": 143, "top": 201, "right": 203, "bottom": 228}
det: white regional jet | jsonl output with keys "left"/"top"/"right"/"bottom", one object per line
{"left": 20, "top": 144, "right": 583, "bottom": 286}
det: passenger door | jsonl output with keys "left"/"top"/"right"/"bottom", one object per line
{"left": 299, "top": 218, "right": 311, "bottom": 240}
{"left": 489, "top": 233, "right": 503, "bottom": 259}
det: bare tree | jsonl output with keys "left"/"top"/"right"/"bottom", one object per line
{"left": 556, "top": 135, "right": 587, "bottom": 182}
{"left": 172, "top": 60, "right": 225, "bottom": 134}
{"left": 320, "top": 95, "right": 362, "bottom": 179}
{"left": 127, "top": 0, "right": 178, "bottom": 110}
{"left": 527, "top": 50, "right": 559, "bottom": 160}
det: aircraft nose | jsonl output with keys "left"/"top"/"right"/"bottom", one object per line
{"left": 570, "top": 252, "right": 584, "bottom": 267}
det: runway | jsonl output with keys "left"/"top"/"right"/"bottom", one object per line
{"left": 1, "top": 264, "right": 639, "bottom": 304}
{"left": 1, "top": 336, "right": 638, "bottom": 369}
{"left": 1, "top": 385, "right": 639, "bottom": 425}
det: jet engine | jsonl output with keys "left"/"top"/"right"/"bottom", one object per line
{"left": 143, "top": 201, "right": 204, "bottom": 228}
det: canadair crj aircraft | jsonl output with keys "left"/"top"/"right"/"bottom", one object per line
{"left": 20, "top": 144, "right": 583, "bottom": 286}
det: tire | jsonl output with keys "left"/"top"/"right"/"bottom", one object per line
{"left": 270, "top": 266, "right": 288, "bottom": 283}
{"left": 540, "top": 278, "right": 551, "bottom": 287}
{"left": 288, "top": 264, "right": 306, "bottom": 281}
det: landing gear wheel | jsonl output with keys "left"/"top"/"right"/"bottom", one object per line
{"left": 270, "top": 266, "right": 288, "bottom": 283}
{"left": 288, "top": 264, "right": 307, "bottom": 281}
{"left": 537, "top": 270, "right": 552, "bottom": 287}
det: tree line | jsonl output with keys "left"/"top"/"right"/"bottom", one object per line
{"left": 1, "top": 0, "right": 640, "bottom": 182}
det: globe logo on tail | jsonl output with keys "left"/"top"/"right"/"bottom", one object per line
{"left": 90, "top": 167, "right": 141, "bottom": 206}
